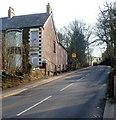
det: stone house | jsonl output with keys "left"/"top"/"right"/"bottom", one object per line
{"left": 0, "top": 4, "right": 68, "bottom": 74}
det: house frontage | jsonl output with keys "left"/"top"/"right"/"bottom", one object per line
{"left": 0, "top": 4, "right": 68, "bottom": 74}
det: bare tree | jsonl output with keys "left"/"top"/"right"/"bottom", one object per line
{"left": 95, "top": 1, "right": 116, "bottom": 70}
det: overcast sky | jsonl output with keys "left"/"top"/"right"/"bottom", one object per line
{"left": 0, "top": 0, "right": 115, "bottom": 57}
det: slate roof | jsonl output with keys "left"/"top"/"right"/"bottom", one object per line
{"left": 0, "top": 13, "right": 50, "bottom": 31}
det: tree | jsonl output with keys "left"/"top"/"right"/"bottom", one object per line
{"left": 95, "top": 1, "right": 116, "bottom": 72}
{"left": 57, "top": 26, "right": 72, "bottom": 48}
{"left": 58, "top": 20, "right": 92, "bottom": 68}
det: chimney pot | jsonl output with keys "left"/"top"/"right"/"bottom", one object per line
{"left": 8, "top": 7, "right": 15, "bottom": 18}
{"left": 46, "top": 3, "right": 52, "bottom": 14}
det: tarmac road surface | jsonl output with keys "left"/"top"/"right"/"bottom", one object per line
{"left": 2, "top": 65, "right": 111, "bottom": 118}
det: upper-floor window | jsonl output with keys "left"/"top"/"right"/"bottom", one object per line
{"left": 30, "top": 29, "right": 39, "bottom": 47}
{"left": 6, "top": 30, "right": 22, "bottom": 47}
{"left": 54, "top": 41, "right": 56, "bottom": 53}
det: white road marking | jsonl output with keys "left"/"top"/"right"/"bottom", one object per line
{"left": 86, "top": 74, "right": 89, "bottom": 76}
{"left": 17, "top": 96, "right": 52, "bottom": 116}
{"left": 76, "top": 74, "right": 90, "bottom": 82}
{"left": 76, "top": 78, "right": 83, "bottom": 81}
{"left": 60, "top": 83, "right": 74, "bottom": 91}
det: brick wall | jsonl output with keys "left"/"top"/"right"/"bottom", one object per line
{"left": 42, "top": 16, "right": 67, "bottom": 73}
{"left": 57, "top": 43, "right": 67, "bottom": 71}
{"left": 42, "top": 16, "right": 57, "bottom": 73}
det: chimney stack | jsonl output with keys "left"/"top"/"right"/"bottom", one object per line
{"left": 8, "top": 7, "right": 15, "bottom": 18}
{"left": 46, "top": 3, "right": 52, "bottom": 14}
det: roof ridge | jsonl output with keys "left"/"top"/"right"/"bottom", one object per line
{"left": 13, "top": 12, "right": 49, "bottom": 18}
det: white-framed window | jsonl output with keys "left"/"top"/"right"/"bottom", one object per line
{"left": 29, "top": 29, "right": 39, "bottom": 47}
{"left": 32, "top": 57, "right": 39, "bottom": 68}
{"left": 6, "top": 30, "right": 22, "bottom": 47}
{"left": 29, "top": 51, "right": 42, "bottom": 68}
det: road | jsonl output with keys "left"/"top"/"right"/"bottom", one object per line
{"left": 2, "top": 66, "right": 111, "bottom": 118}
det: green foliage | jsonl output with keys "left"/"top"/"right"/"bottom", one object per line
{"left": 27, "top": 62, "right": 33, "bottom": 73}
{"left": 2, "top": 71, "right": 24, "bottom": 79}
{"left": 58, "top": 20, "right": 92, "bottom": 67}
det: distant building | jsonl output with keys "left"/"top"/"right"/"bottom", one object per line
{"left": 0, "top": 4, "right": 68, "bottom": 74}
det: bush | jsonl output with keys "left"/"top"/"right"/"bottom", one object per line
{"left": 2, "top": 71, "right": 23, "bottom": 79}
{"left": 16, "top": 71, "right": 25, "bottom": 77}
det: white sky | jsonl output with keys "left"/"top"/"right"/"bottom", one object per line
{"left": 0, "top": 0, "right": 115, "bottom": 57}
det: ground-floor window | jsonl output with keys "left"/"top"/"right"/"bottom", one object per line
{"left": 32, "top": 57, "right": 39, "bottom": 68}
{"left": 8, "top": 54, "right": 22, "bottom": 70}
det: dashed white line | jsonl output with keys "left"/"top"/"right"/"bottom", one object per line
{"left": 76, "top": 78, "right": 83, "bottom": 81}
{"left": 60, "top": 83, "right": 74, "bottom": 91}
{"left": 17, "top": 96, "right": 52, "bottom": 116}
{"left": 86, "top": 73, "right": 90, "bottom": 77}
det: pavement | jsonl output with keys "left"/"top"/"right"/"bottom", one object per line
{"left": 1, "top": 70, "right": 77, "bottom": 98}
{"left": 103, "top": 98, "right": 116, "bottom": 120}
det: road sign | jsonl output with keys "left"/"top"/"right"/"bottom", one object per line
{"left": 72, "top": 53, "right": 76, "bottom": 58}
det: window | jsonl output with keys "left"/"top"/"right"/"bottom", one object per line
{"left": 32, "top": 57, "right": 39, "bottom": 68}
{"left": 16, "top": 32, "right": 22, "bottom": 46}
{"left": 16, "top": 54, "right": 22, "bottom": 67}
{"left": 53, "top": 41, "right": 56, "bottom": 53}
{"left": 8, "top": 54, "right": 22, "bottom": 70}
{"left": 30, "top": 30, "right": 39, "bottom": 46}
{"left": 7, "top": 32, "right": 15, "bottom": 46}
{"left": 29, "top": 51, "right": 42, "bottom": 68}
{"left": 7, "top": 31, "right": 22, "bottom": 47}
